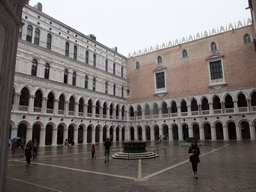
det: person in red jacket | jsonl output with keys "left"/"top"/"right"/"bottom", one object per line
{"left": 91, "top": 144, "right": 95, "bottom": 159}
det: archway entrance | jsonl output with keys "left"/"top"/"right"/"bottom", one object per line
{"left": 87, "top": 126, "right": 92, "bottom": 143}
{"left": 121, "top": 127, "right": 125, "bottom": 141}
{"left": 138, "top": 126, "right": 142, "bottom": 141}
{"left": 204, "top": 123, "right": 211, "bottom": 140}
{"left": 163, "top": 125, "right": 168, "bottom": 140}
{"left": 78, "top": 126, "right": 83, "bottom": 144}
{"left": 103, "top": 126, "right": 107, "bottom": 142}
{"left": 146, "top": 126, "right": 150, "bottom": 140}
{"left": 130, "top": 127, "right": 134, "bottom": 141}
{"left": 95, "top": 126, "right": 100, "bottom": 142}
{"left": 18, "top": 123, "right": 27, "bottom": 142}
{"left": 193, "top": 124, "right": 200, "bottom": 140}
{"left": 32, "top": 124, "right": 41, "bottom": 144}
{"left": 45, "top": 124, "right": 53, "bottom": 145}
{"left": 215, "top": 123, "right": 223, "bottom": 140}
{"left": 110, "top": 127, "right": 113, "bottom": 141}
{"left": 182, "top": 124, "right": 188, "bottom": 140}
{"left": 172, "top": 125, "right": 178, "bottom": 140}
{"left": 68, "top": 125, "right": 74, "bottom": 143}
{"left": 241, "top": 121, "right": 250, "bottom": 140}
{"left": 57, "top": 125, "right": 64, "bottom": 144}
{"left": 154, "top": 126, "right": 159, "bottom": 140}
{"left": 228, "top": 122, "right": 237, "bottom": 140}
{"left": 116, "top": 127, "right": 120, "bottom": 141}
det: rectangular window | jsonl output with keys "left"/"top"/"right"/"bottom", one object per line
{"left": 156, "top": 72, "right": 165, "bottom": 89}
{"left": 121, "top": 66, "right": 123, "bottom": 77}
{"left": 210, "top": 61, "right": 223, "bottom": 80}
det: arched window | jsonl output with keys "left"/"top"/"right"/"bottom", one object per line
{"left": 182, "top": 49, "right": 188, "bottom": 58}
{"left": 93, "top": 54, "right": 96, "bottom": 67}
{"left": 93, "top": 78, "right": 96, "bottom": 91}
{"left": 105, "top": 60, "right": 108, "bottom": 71}
{"left": 26, "top": 25, "right": 33, "bottom": 42}
{"left": 31, "top": 59, "right": 37, "bottom": 76}
{"left": 157, "top": 56, "right": 162, "bottom": 64}
{"left": 65, "top": 42, "right": 69, "bottom": 56}
{"left": 72, "top": 72, "right": 76, "bottom": 86}
{"left": 122, "top": 87, "right": 124, "bottom": 98}
{"left": 34, "top": 28, "right": 40, "bottom": 45}
{"left": 46, "top": 34, "right": 52, "bottom": 49}
{"left": 105, "top": 82, "right": 108, "bottom": 94}
{"left": 210, "top": 42, "right": 217, "bottom": 51}
{"left": 85, "top": 51, "right": 89, "bottom": 64}
{"left": 135, "top": 61, "right": 140, "bottom": 69}
{"left": 73, "top": 45, "right": 77, "bottom": 60}
{"left": 113, "top": 84, "right": 116, "bottom": 96}
{"left": 64, "top": 69, "right": 68, "bottom": 84}
{"left": 44, "top": 63, "right": 50, "bottom": 79}
{"left": 243, "top": 33, "right": 251, "bottom": 43}
{"left": 84, "top": 75, "right": 88, "bottom": 88}
{"left": 113, "top": 63, "right": 116, "bottom": 74}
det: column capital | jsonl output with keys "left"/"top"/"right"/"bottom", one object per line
{"left": 42, "top": 97, "right": 48, "bottom": 100}
{"left": 29, "top": 95, "right": 35, "bottom": 98}
{"left": 65, "top": 101, "right": 70, "bottom": 104}
{"left": 54, "top": 99, "right": 60, "bottom": 102}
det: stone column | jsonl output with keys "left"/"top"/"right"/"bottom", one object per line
{"left": 221, "top": 102, "right": 225, "bottom": 114}
{"left": 99, "top": 128, "right": 103, "bottom": 143}
{"left": 159, "top": 127, "right": 163, "bottom": 138}
{"left": 64, "top": 128, "right": 68, "bottom": 142}
{"left": 39, "top": 128, "right": 46, "bottom": 147}
{"left": 247, "top": 99, "right": 252, "bottom": 111}
{"left": 209, "top": 102, "right": 213, "bottom": 115}
{"left": 83, "top": 104, "right": 87, "bottom": 117}
{"left": 83, "top": 128, "right": 87, "bottom": 144}
{"left": 150, "top": 109, "right": 153, "bottom": 119}
{"left": 236, "top": 124, "right": 242, "bottom": 140}
{"left": 113, "top": 129, "right": 116, "bottom": 142}
{"left": 199, "top": 126, "right": 205, "bottom": 141}
{"left": 233, "top": 100, "right": 238, "bottom": 113}
{"left": 168, "top": 127, "right": 173, "bottom": 141}
{"left": 119, "top": 109, "right": 122, "bottom": 120}
{"left": 188, "top": 126, "right": 193, "bottom": 138}
{"left": 26, "top": 127, "right": 32, "bottom": 143}
{"left": 124, "top": 110, "right": 128, "bottom": 120}
{"left": 11, "top": 127, "right": 18, "bottom": 139}
{"left": 53, "top": 99, "right": 59, "bottom": 115}
{"left": 249, "top": 124, "right": 255, "bottom": 140}
{"left": 178, "top": 126, "right": 183, "bottom": 141}
{"left": 106, "top": 107, "right": 110, "bottom": 119}
{"left": 68, "top": 70, "right": 73, "bottom": 85}
{"left": 142, "top": 110, "right": 145, "bottom": 120}
{"left": 142, "top": 127, "right": 146, "bottom": 141}
{"left": 74, "top": 102, "right": 79, "bottom": 117}
{"left": 99, "top": 106, "right": 103, "bottom": 118}
{"left": 74, "top": 127, "right": 78, "bottom": 144}
{"left": 168, "top": 107, "right": 171, "bottom": 117}
{"left": 187, "top": 105, "right": 191, "bottom": 116}
{"left": 198, "top": 105, "right": 202, "bottom": 115}
{"left": 13, "top": 93, "right": 20, "bottom": 111}
{"left": 112, "top": 108, "right": 116, "bottom": 120}
{"left": 126, "top": 129, "right": 130, "bottom": 141}
{"left": 42, "top": 97, "right": 48, "bottom": 114}
{"left": 158, "top": 108, "right": 162, "bottom": 118}
{"left": 211, "top": 125, "right": 216, "bottom": 141}
{"left": 177, "top": 105, "right": 181, "bottom": 117}
{"left": 92, "top": 105, "right": 96, "bottom": 118}
{"left": 52, "top": 128, "right": 57, "bottom": 146}
{"left": 223, "top": 125, "right": 229, "bottom": 141}
{"left": 64, "top": 101, "right": 69, "bottom": 116}
{"left": 28, "top": 95, "right": 35, "bottom": 112}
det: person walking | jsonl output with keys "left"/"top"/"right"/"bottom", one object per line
{"left": 64, "top": 139, "right": 69, "bottom": 148}
{"left": 188, "top": 140, "right": 200, "bottom": 179}
{"left": 25, "top": 140, "right": 32, "bottom": 167}
{"left": 32, "top": 139, "right": 38, "bottom": 159}
{"left": 11, "top": 140, "right": 18, "bottom": 157}
{"left": 159, "top": 135, "right": 162, "bottom": 142}
{"left": 91, "top": 144, "right": 95, "bottom": 159}
{"left": 104, "top": 138, "right": 111, "bottom": 163}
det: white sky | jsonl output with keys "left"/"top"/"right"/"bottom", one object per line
{"left": 29, "top": 0, "right": 251, "bottom": 57}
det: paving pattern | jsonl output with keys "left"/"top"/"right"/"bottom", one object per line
{"left": 5, "top": 141, "right": 256, "bottom": 192}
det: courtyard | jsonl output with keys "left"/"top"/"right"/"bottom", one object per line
{"left": 6, "top": 141, "right": 256, "bottom": 192}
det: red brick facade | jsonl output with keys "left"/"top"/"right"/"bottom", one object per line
{"left": 127, "top": 25, "right": 256, "bottom": 104}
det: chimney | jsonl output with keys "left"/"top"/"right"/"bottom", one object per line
{"left": 33, "top": 2, "right": 42, "bottom": 12}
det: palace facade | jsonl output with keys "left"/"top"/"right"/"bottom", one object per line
{"left": 10, "top": 1, "right": 256, "bottom": 146}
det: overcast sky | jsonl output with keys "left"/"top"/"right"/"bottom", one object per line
{"left": 29, "top": 0, "right": 251, "bottom": 57}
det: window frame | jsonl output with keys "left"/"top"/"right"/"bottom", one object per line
{"left": 93, "top": 78, "right": 96, "bottom": 91}
{"left": 210, "top": 41, "right": 218, "bottom": 52}
{"left": 93, "top": 54, "right": 96, "bottom": 67}
{"left": 44, "top": 63, "right": 50, "bottom": 79}
{"left": 72, "top": 71, "right": 76, "bottom": 86}
{"left": 182, "top": 49, "right": 188, "bottom": 58}
{"left": 153, "top": 67, "right": 167, "bottom": 94}
{"left": 105, "top": 60, "right": 108, "bottom": 72}
{"left": 135, "top": 61, "right": 140, "bottom": 69}
{"left": 113, "top": 84, "right": 116, "bottom": 96}
{"left": 113, "top": 63, "right": 116, "bottom": 74}
{"left": 73, "top": 45, "right": 77, "bottom": 60}
{"left": 157, "top": 56, "right": 163, "bottom": 64}
{"left": 26, "top": 25, "right": 33, "bottom": 42}
{"left": 85, "top": 51, "right": 89, "bottom": 64}
{"left": 46, "top": 34, "right": 52, "bottom": 49}
{"left": 105, "top": 81, "right": 108, "bottom": 94}
{"left": 34, "top": 28, "right": 40, "bottom": 45}
{"left": 84, "top": 75, "right": 88, "bottom": 89}
{"left": 31, "top": 59, "right": 38, "bottom": 76}
{"left": 243, "top": 33, "right": 252, "bottom": 44}
{"left": 65, "top": 42, "right": 69, "bottom": 57}
{"left": 64, "top": 69, "right": 68, "bottom": 84}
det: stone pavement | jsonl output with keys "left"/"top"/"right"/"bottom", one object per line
{"left": 5, "top": 141, "right": 256, "bottom": 192}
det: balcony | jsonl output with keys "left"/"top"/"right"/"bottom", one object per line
{"left": 239, "top": 107, "right": 248, "bottom": 113}
{"left": 19, "top": 105, "right": 28, "bottom": 111}
{"left": 181, "top": 112, "right": 187, "bottom": 116}
{"left": 225, "top": 108, "right": 234, "bottom": 113}
{"left": 191, "top": 111, "right": 199, "bottom": 116}
{"left": 78, "top": 112, "right": 83, "bottom": 116}
{"left": 58, "top": 110, "right": 64, "bottom": 114}
{"left": 213, "top": 109, "right": 222, "bottom": 114}
{"left": 202, "top": 110, "right": 210, "bottom": 115}
{"left": 46, "top": 108, "right": 53, "bottom": 114}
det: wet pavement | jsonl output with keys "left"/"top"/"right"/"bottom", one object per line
{"left": 5, "top": 141, "right": 256, "bottom": 192}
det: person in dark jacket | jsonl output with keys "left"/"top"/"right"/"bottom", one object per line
{"left": 25, "top": 140, "right": 32, "bottom": 167}
{"left": 104, "top": 138, "right": 111, "bottom": 163}
{"left": 188, "top": 140, "right": 200, "bottom": 179}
